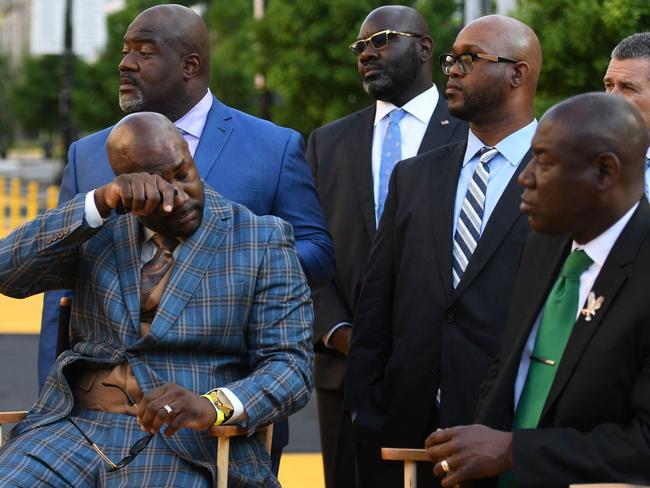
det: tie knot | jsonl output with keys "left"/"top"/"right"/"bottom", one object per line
{"left": 479, "top": 147, "right": 499, "bottom": 165}
{"left": 388, "top": 108, "right": 407, "bottom": 125}
{"left": 151, "top": 233, "right": 179, "bottom": 253}
{"left": 560, "top": 249, "right": 592, "bottom": 279}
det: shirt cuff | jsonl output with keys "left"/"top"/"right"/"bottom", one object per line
{"left": 211, "top": 387, "right": 247, "bottom": 425}
{"left": 323, "top": 322, "right": 352, "bottom": 348}
{"left": 84, "top": 190, "right": 106, "bottom": 228}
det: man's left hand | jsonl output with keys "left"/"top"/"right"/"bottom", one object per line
{"left": 424, "top": 424, "right": 513, "bottom": 487}
{"left": 137, "top": 383, "right": 217, "bottom": 437}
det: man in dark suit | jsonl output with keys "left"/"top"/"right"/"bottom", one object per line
{"left": 345, "top": 15, "right": 541, "bottom": 487}
{"left": 306, "top": 6, "right": 466, "bottom": 487}
{"left": 38, "top": 4, "right": 332, "bottom": 471}
{"left": 425, "top": 93, "right": 650, "bottom": 488}
{"left": 0, "top": 113, "right": 313, "bottom": 487}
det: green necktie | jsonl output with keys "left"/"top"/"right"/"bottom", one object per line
{"left": 497, "top": 249, "right": 592, "bottom": 488}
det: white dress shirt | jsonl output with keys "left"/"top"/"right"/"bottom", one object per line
{"left": 513, "top": 202, "right": 639, "bottom": 408}
{"left": 371, "top": 84, "right": 440, "bottom": 225}
{"left": 83, "top": 191, "right": 246, "bottom": 424}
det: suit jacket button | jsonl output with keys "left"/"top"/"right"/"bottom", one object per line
{"left": 45, "top": 238, "right": 51, "bottom": 244}
{"left": 63, "top": 228, "right": 69, "bottom": 235}
{"left": 445, "top": 312, "right": 455, "bottom": 324}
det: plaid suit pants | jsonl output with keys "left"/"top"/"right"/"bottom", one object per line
{"left": 0, "top": 408, "right": 211, "bottom": 487}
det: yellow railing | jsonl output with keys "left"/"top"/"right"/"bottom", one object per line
{"left": 0, "top": 177, "right": 59, "bottom": 237}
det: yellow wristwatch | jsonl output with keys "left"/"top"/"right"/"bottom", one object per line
{"left": 201, "top": 389, "right": 234, "bottom": 426}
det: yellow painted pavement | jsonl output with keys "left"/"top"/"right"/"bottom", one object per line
{"left": 279, "top": 453, "right": 325, "bottom": 488}
{"left": 0, "top": 294, "right": 43, "bottom": 333}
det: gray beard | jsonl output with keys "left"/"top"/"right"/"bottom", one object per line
{"left": 119, "top": 89, "right": 145, "bottom": 113}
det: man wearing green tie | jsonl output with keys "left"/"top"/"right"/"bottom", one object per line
{"left": 424, "top": 92, "right": 650, "bottom": 488}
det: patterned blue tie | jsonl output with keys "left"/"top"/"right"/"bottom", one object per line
{"left": 376, "top": 109, "right": 407, "bottom": 223}
{"left": 452, "top": 147, "right": 500, "bottom": 288}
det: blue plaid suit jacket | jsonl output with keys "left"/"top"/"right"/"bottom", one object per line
{"left": 0, "top": 187, "right": 314, "bottom": 486}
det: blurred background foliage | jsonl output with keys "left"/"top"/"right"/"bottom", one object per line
{"left": 1, "top": 0, "right": 648, "bottom": 152}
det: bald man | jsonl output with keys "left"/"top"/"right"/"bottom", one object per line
{"left": 306, "top": 6, "right": 466, "bottom": 487}
{"left": 0, "top": 112, "right": 313, "bottom": 487}
{"left": 426, "top": 92, "right": 650, "bottom": 488}
{"left": 39, "top": 4, "right": 332, "bottom": 469}
{"left": 345, "top": 15, "right": 541, "bottom": 487}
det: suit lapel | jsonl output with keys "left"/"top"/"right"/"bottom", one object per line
{"left": 452, "top": 148, "right": 533, "bottom": 298}
{"left": 541, "top": 201, "right": 650, "bottom": 420}
{"left": 144, "top": 190, "right": 232, "bottom": 341}
{"left": 348, "top": 107, "right": 377, "bottom": 240}
{"left": 194, "top": 97, "right": 232, "bottom": 179}
{"left": 417, "top": 98, "right": 464, "bottom": 154}
{"left": 112, "top": 213, "right": 143, "bottom": 336}
{"left": 428, "top": 141, "right": 467, "bottom": 299}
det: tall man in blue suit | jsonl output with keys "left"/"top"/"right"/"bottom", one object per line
{"left": 39, "top": 4, "right": 332, "bottom": 469}
{"left": 0, "top": 112, "right": 314, "bottom": 487}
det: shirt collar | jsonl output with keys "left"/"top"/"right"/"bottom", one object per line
{"left": 462, "top": 119, "right": 538, "bottom": 168}
{"left": 174, "top": 88, "right": 213, "bottom": 139}
{"left": 646, "top": 146, "right": 650, "bottom": 160}
{"left": 373, "top": 85, "right": 439, "bottom": 126}
{"left": 572, "top": 202, "right": 639, "bottom": 267}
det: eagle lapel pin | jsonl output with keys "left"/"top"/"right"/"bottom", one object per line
{"left": 580, "top": 291, "right": 604, "bottom": 322}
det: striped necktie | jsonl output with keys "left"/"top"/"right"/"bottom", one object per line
{"left": 376, "top": 108, "right": 407, "bottom": 223}
{"left": 452, "top": 147, "right": 500, "bottom": 288}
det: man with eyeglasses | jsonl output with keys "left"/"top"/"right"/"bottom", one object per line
{"left": 306, "top": 5, "right": 466, "bottom": 488}
{"left": 426, "top": 92, "right": 650, "bottom": 488}
{"left": 0, "top": 112, "right": 314, "bottom": 487}
{"left": 604, "top": 32, "right": 650, "bottom": 197}
{"left": 345, "top": 15, "right": 541, "bottom": 487}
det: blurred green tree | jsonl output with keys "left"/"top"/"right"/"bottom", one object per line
{"left": 515, "top": 0, "right": 650, "bottom": 116}
{"left": 0, "top": 55, "right": 14, "bottom": 156}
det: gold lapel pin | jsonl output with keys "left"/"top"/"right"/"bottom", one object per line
{"left": 580, "top": 291, "right": 604, "bottom": 322}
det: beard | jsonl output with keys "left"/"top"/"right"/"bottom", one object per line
{"left": 119, "top": 87, "right": 145, "bottom": 113}
{"left": 362, "top": 43, "right": 420, "bottom": 102}
{"left": 448, "top": 77, "right": 509, "bottom": 122}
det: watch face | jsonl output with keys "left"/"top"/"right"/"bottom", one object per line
{"left": 216, "top": 390, "right": 234, "bottom": 416}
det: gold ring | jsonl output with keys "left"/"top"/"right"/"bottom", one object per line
{"left": 163, "top": 404, "right": 174, "bottom": 415}
{"left": 440, "top": 459, "right": 450, "bottom": 474}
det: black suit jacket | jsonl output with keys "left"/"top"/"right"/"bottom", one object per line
{"left": 346, "top": 139, "right": 532, "bottom": 447}
{"left": 306, "top": 98, "right": 467, "bottom": 391}
{"left": 476, "top": 200, "right": 650, "bottom": 488}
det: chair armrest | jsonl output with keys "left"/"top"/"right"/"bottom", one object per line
{"left": 0, "top": 411, "right": 28, "bottom": 424}
{"left": 381, "top": 447, "right": 430, "bottom": 462}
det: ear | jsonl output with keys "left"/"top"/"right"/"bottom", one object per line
{"left": 594, "top": 152, "right": 620, "bottom": 190}
{"left": 510, "top": 61, "right": 530, "bottom": 88}
{"left": 418, "top": 36, "right": 433, "bottom": 63}
{"left": 182, "top": 53, "right": 201, "bottom": 80}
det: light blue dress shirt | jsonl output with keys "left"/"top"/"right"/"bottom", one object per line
{"left": 452, "top": 121, "right": 537, "bottom": 237}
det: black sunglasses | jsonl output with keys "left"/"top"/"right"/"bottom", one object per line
{"left": 349, "top": 29, "right": 422, "bottom": 56}
{"left": 66, "top": 382, "right": 153, "bottom": 471}
{"left": 439, "top": 52, "right": 518, "bottom": 75}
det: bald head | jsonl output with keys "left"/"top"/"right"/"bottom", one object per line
{"left": 519, "top": 92, "right": 647, "bottom": 242}
{"left": 119, "top": 5, "right": 210, "bottom": 120}
{"left": 362, "top": 5, "right": 431, "bottom": 38}
{"left": 130, "top": 4, "right": 210, "bottom": 80}
{"left": 355, "top": 5, "right": 433, "bottom": 105}
{"left": 461, "top": 15, "right": 541, "bottom": 87}
{"left": 544, "top": 93, "right": 648, "bottom": 182}
{"left": 107, "top": 112, "right": 188, "bottom": 175}
{"left": 446, "top": 15, "right": 540, "bottom": 142}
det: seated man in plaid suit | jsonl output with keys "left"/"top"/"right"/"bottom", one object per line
{"left": 0, "top": 112, "right": 314, "bottom": 487}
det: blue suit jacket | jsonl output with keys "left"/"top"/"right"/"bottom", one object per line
{"left": 6, "top": 188, "right": 314, "bottom": 486}
{"left": 39, "top": 97, "right": 332, "bottom": 405}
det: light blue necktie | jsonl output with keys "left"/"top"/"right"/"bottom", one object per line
{"left": 376, "top": 109, "right": 407, "bottom": 223}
